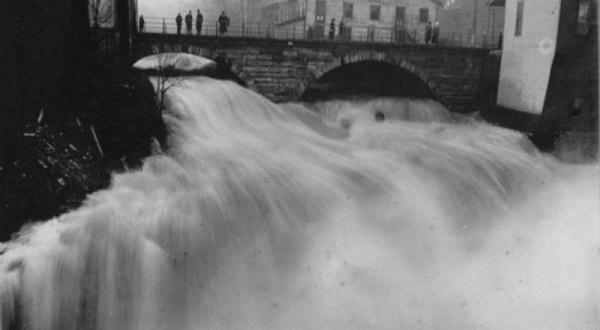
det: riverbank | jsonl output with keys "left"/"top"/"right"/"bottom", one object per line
{"left": 0, "top": 64, "right": 163, "bottom": 242}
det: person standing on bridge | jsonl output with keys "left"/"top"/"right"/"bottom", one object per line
{"left": 339, "top": 19, "right": 345, "bottom": 41}
{"left": 139, "top": 15, "right": 145, "bottom": 32}
{"left": 185, "top": 11, "right": 193, "bottom": 34}
{"left": 329, "top": 18, "right": 336, "bottom": 40}
{"left": 432, "top": 21, "right": 440, "bottom": 46}
{"left": 218, "top": 12, "right": 230, "bottom": 36}
{"left": 176, "top": 13, "right": 183, "bottom": 35}
{"left": 196, "top": 10, "right": 203, "bottom": 35}
{"left": 424, "top": 21, "right": 432, "bottom": 44}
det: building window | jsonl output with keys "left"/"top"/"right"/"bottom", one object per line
{"left": 419, "top": 8, "right": 429, "bottom": 23}
{"left": 396, "top": 6, "right": 405, "bottom": 25}
{"left": 577, "top": 0, "right": 592, "bottom": 35}
{"left": 276, "top": 0, "right": 306, "bottom": 23}
{"left": 343, "top": 2, "right": 353, "bottom": 19}
{"left": 515, "top": 0, "right": 524, "bottom": 36}
{"left": 315, "top": 0, "right": 326, "bottom": 23}
{"left": 370, "top": 5, "right": 380, "bottom": 21}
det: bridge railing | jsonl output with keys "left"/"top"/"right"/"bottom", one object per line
{"left": 139, "top": 17, "right": 416, "bottom": 43}
{"left": 436, "top": 31, "right": 504, "bottom": 49}
{"left": 138, "top": 17, "right": 502, "bottom": 49}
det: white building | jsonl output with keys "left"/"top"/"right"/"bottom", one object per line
{"left": 260, "top": 0, "right": 440, "bottom": 42}
{"left": 496, "top": 0, "right": 562, "bottom": 114}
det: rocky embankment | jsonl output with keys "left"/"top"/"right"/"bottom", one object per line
{"left": 0, "top": 68, "right": 163, "bottom": 242}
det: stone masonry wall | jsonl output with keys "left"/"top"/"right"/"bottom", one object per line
{"left": 134, "top": 34, "right": 491, "bottom": 113}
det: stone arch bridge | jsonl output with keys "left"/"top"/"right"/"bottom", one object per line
{"left": 133, "top": 34, "right": 497, "bottom": 113}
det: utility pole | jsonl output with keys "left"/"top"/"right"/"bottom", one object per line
{"left": 303, "top": 0, "right": 310, "bottom": 38}
{"left": 242, "top": 0, "right": 247, "bottom": 36}
{"left": 472, "top": 0, "right": 479, "bottom": 46}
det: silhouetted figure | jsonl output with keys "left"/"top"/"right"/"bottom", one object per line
{"left": 498, "top": 32, "right": 503, "bottom": 49}
{"left": 196, "top": 10, "right": 203, "bottom": 35}
{"left": 329, "top": 18, "right": 336, "bottom": 40}
{"left": 339, "top": 19, "right": 345, "bottom": 41}
{"left": 394, "top": 18, "right": 404, "bottom": 43}
{"left": 375, "top": 111, "right": 385, "bottom": 122}
{"left": 185, "top": 11, "right": 193, "bottom": 34}
{"left": 176, "top": 13, "right": 183, "bottom": 35}
{"left": 218, "top": 12, "right": 230, "bottom": 35}
{"left": 432, "top": 21, "right": 440, "bottom": 45}
{"left": 139, "top": 15, "right": 145, "bottom": 32}
{"left": 368, "top": 24, "right": 375, "bottom": 42}
{"left": 425, "top": 22, "right": 432, "bottom": 44}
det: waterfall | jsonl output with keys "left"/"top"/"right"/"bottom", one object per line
{"left": 1, "top": 77, "right": 597, "bottom": 330}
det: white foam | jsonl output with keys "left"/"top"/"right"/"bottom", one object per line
{"left": 0, "top": 78, "right": 597, "bottom": 330}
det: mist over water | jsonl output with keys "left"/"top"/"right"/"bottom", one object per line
{"left": 1, "top": 77, "right": 598, "bottom": 330}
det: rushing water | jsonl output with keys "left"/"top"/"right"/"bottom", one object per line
{"left": 0, "top": 77, "right": 598, "bottom": 330}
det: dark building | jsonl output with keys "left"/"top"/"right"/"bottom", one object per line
{"left": 91, "top": 0, "right": 139, "bottom": 60}
{"left": 0, "top": 0, "right": 138, "bottom": 160}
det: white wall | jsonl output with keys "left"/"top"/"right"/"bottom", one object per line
{"left": 496, "top": 0, "right": 562, "bottom": 114}
{"left": 305, "top": 0, "right": 438, "bottom": 39}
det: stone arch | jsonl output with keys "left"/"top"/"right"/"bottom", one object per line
{"left": 390, "top": 60, "right": 440, "bottom": 99}
{"left": 303, "top": 51, "right": 441, "bottom": 101}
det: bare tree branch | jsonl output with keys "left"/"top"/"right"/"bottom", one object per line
{"left": 151, "top": 49, "right": 184, "bottom": 114}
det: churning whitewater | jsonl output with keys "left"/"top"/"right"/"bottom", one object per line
{"left": 0, "top": 77, "right": 598, "bottom": 330}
